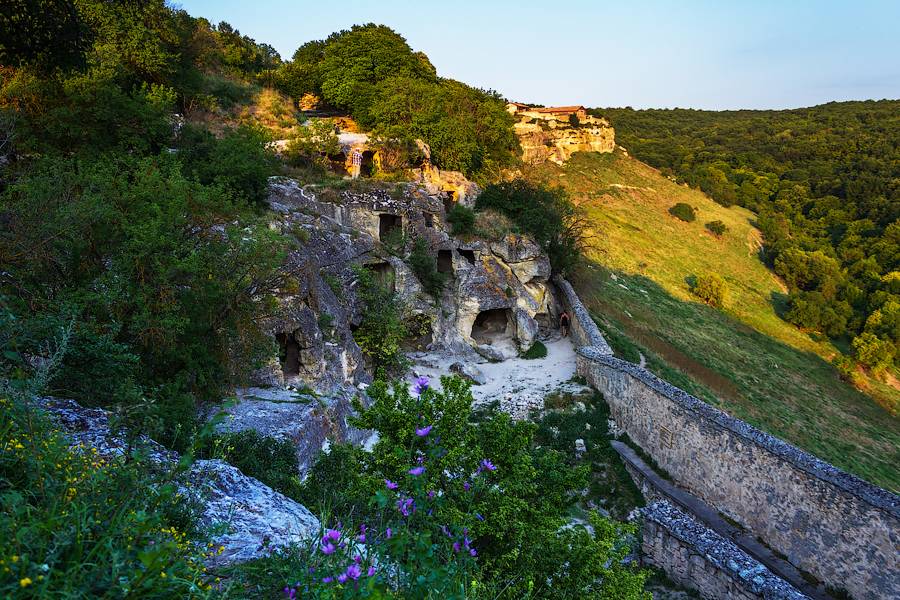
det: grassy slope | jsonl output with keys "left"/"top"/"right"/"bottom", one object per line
{"left": 526, "top": 150, "right": 899, "bottom": 491}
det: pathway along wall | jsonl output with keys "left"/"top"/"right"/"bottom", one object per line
{"left": 555, "top": 277, "right": 900, "bottom": 600}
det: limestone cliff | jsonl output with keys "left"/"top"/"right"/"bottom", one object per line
{"left": 507, "top": 103, "right": 615, "bottom": 165}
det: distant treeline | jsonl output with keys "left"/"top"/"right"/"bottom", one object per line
{"left": 594, "top": 102, "right": 899, "bottom": 372}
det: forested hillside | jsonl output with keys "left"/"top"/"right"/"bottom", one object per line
{"left": 595, "top": 102, "right": 900, "bottom": 377}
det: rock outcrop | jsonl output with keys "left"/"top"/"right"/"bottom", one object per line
{"left": 506, "top": 104, "right": 615, "bottom": 165}
{"left": 35, "top": 398, "right": 320, "bottom": 567}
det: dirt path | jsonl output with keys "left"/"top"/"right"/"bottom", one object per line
{"left": 407, "top": 336, "right": 588, "bottom": 418}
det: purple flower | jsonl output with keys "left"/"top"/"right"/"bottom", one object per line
{"left": 470, "top": 548, "right": 477, "bottom": 557}
{"left": 415, "top": 425, "right": 433, "bottom": 437}
{"left": 396, "top": 497, "right": 415, "bottom": 516}
{"left": 320, "top": 541, "right": 336, "bottom": 555}
{"left": 452, "top": 541, "right": 461, "bottom": 553}
{"left": 408, "top": 466, "right": 425, "bottom": 476}
{"left": 321, "top": 577, "right": 333, "bottom": 584}
{"left": 385, "top": 479, "right": 398, "bottom": 490}
{"left": 324, "top": 528, "right": 341, "bottom": 542}
{"left": 357, "top": 533, "right": 366, "bottom": 543}
{"left": 337, "top": 573, "right": 348, "bottom": 584}
{"left": 427, "top": 490, "right": 435, "bottom": 499}
{"left": 386, "top": 527, "right": 392, "bottom": 539}
{"left": 353, "top": 554, "right": 361, "bottom": 564}
{"left": 283, "top": 586, "right": 296, "bottom": 599}
{"left": 463, "top": 481, "right": 471, "bottom": 492}
{"left": 345, "top": 564, "right": 362, "bottom": 580}
{"left": 413, "top": 376, "right": 429, "bottom": 395}
{"left": 479, "top": 459, "right": 497, "bottom": 472}
{"left": 367, "top": 565, "right": 376, "bottom": 577}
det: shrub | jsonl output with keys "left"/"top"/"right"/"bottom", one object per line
{"left": 407, "top": 238, "right": 447, "bottom": 299}
{"left": 446, "top": 203, "right": 477, "bottom": 236}
{"left": 521, "top": 340, "right": 548, "bottom": 359}
{"left": 352, "top": 265, "right": 409, "bottom": 376}
{"left": 852, "top": 332, "right": 896, "bottom": 374}
{"left": 690, "top": 272, "right": 728, "bottom": 308}
{"left": 705, "top": 220, "right": 728, "bottom": 236}
{"left": 669, "top": 202, "right": 696, "bottom": 222}
{"left": 177, "top": 124, "right": 278, "bottom": 205}
{"left": 284, "top": 119, "right": 341, "bottom": 169}
{"left": 476, "top": 180, "right": 587, "bottom": 275}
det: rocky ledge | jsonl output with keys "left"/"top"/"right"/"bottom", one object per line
{"left": 35, "top": 397, "right": 321, "bottom": 567}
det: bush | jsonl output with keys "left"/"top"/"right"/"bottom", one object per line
{"left": 177, "top": 124, "right": 278, "bottom": 205}
{"left": 690, "top": 273, "right": 728, "bottom": 308}
{"left": 705, "top": 220, "right": 728, "bottom": 236}
{"left": 476, "top": 180, "right": 587, "bottom": 275}
{"left": 852, "top": 332, "right": 896, "bottom": 374}
{"left": 284, "top": 119, "right": 341, "bottom": 169}
{"left": 446, "top": 203, "right": 476, "bottom": 236}
{"left": 407, "top": 238, "right": 447, "bottom": 299}
{"left": 669, "top": 202, "right": 696, "bottom": 222}
{"left": 352, "top": 265, "right": 409, "bottom": 376}
{"left": 521, "top": 340, "right": 548, "bottom": 359}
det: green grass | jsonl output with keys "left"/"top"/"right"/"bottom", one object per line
{"left": 527, "top": 150, "right": 900, "bottom": 491}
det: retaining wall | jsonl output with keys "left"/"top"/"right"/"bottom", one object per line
{"left": 556, "top": 277, "right": 900, "bottom": 600}
{"left": 643, "top": 501, "right": 808, "bottom": 600}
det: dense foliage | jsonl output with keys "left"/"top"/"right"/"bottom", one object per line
{"left": 598, "top": 102, "right": 900, "bottom": 370}
{"left": 0, "top": 0, "right": 287, "bottom": 450}
{"left": 259, "top": 376, "right": 649, "bottom": 599}
{"left": 275, "top": 24, "right": 520, "bottom": 181}
{"left": 476, "top": 180, "right": 588, "bottom": 275}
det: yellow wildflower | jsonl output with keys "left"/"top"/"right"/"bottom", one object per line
{"left": 20, "top": 577, "right": 33, "bottom": 587}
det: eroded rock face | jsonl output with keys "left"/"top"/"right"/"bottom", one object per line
{"left": 512, "top": 116, "right": 615, "bottom": 165}
{"left": 34, "top": 398, "right": 321, "bottom": 567}
{"left": 215, "top": 387, "right": 372, "bottom": 473}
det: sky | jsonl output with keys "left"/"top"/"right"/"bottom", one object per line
{"left": 174, "top": 0, "right": 900, "bottom": 110}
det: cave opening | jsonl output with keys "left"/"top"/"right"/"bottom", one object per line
{"left": 458, "top": 249, "right": 476, "bottom": 265}
{"left": 365, "top": 260, "right": 395, "bottom": 292}
{"left": 378, "top": 214, "right": 403, "bottom": 241}
{"left": 361, "top": 150, "right": 375, "bottom": 177}
{"left": 442, "top": 191, "right": 457, "bottom": 215}
{"left": 275, "top": 331, "right": 301, "bottom": 377}
{"left": 471, "top": 308, "right": 514, "bottom": 345}
{"left": 437, "top": 249, "right": 453, "bottom": 274}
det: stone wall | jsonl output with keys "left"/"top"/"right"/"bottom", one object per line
{"left": 642, "top": 501, "right": 808, "bottom": 600}
{"left": 556, "top": 278, "right": 900, "bottom": 600}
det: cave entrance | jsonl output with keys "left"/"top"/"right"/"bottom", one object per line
{"left": 471, "top": 308, "right": 514, "bottom": 345}
{"left": 458, "top": 249, "right": 476, "bottom": 265}
{"left": 365, "top": 260, "right": 395, "bottom": 292}
{"left": 275, "top": 331, "right": 301, "bottom": 377}
{"left": 378, "top": 214, "right": 403, "bottom": 241}
{"left": 361, "top": 150, "right": 375, "bottom": 177}
{"left": 437, "top": 249, "right": 453, "bottom": 274}
{"left": 423, "top": 213, "right": 434, "bottom": 228}
{"left": 443, "top": 191, "right": 457, "bottom": 215}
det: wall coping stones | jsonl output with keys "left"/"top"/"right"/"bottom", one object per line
{"left": 578, "top": 346, "right": 900, "bottom": 519}
{"left": 643, "top": 500, "right": 809, "bottom": 600}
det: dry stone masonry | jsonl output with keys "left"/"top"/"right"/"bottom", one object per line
{"left": 556, "top": 277, "right": 900, "bottom": 600}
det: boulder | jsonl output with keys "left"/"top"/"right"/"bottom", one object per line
{"left": 515, "top": 308, "right": 539, "bottom": 349}
{"left": 449, "top": 362, "right": 487, "bottom": 385}
{"left": 474, "top": 344, "right": 505, "bottom": 362}
{"left": 34, "top": 398, "right": 321, "bottom": 567}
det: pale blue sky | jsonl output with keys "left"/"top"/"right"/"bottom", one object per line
{"left": 173, "top": 0, "right": 900, "bottom": 110}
